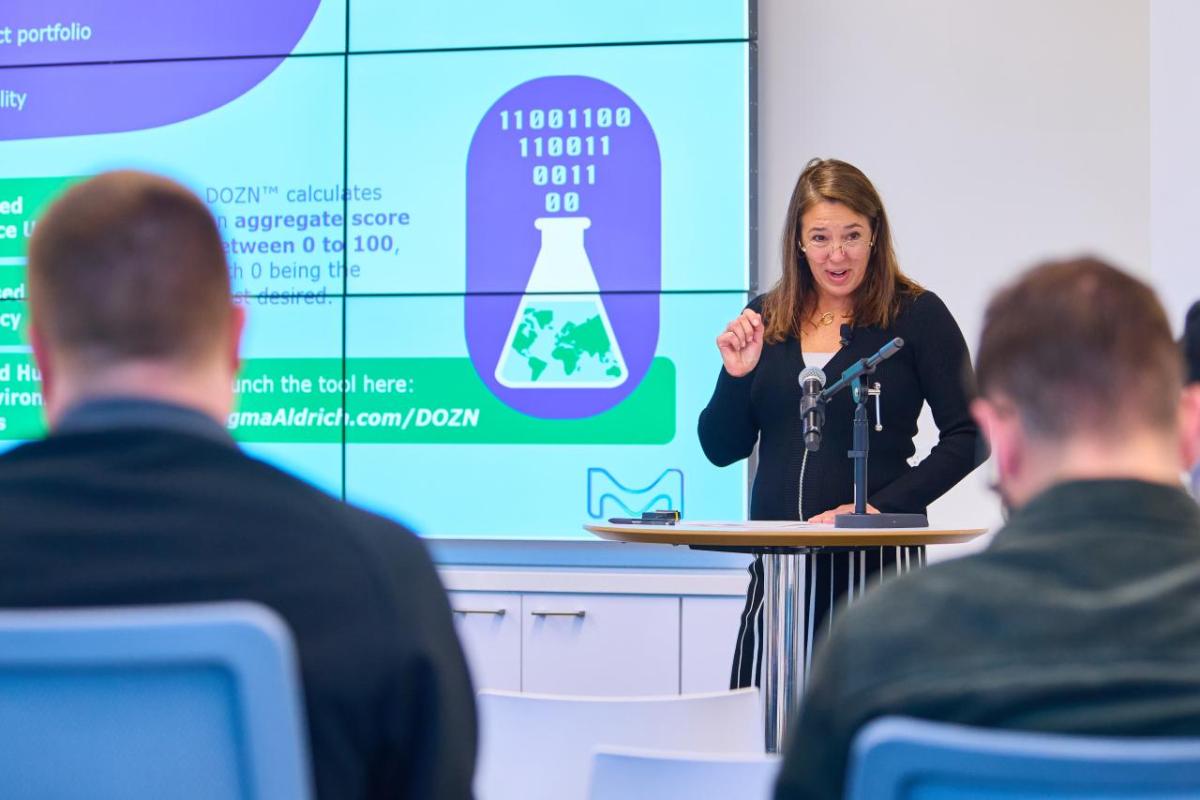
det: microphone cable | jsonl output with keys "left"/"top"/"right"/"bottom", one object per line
{"left": 798, "top": 448, "right": 810, "bottom": 521}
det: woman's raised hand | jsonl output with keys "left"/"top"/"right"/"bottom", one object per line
{"left": 716, "top": 308, "right": 764, "bottom": 377}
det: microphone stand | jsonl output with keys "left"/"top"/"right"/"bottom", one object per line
{"left": 820, "top": 338, "right": 929, "bottom": 529}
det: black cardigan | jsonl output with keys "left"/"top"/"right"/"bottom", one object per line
{"left": 698, "top": 291, "right": 985, "bottom": 520}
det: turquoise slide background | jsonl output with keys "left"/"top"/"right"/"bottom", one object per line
{"left": 0, "top": 0, "right": 752, "bottom": 539}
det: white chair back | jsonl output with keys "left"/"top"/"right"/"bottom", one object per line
{"left": 476, "top": 688, "right": 762, "bottom": 800}
{"left": 588, "top": 747, "right": 780, "bottom": 800}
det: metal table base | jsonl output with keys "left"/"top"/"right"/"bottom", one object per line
{"left": 761, "top": 548, "right": 811, "bottom": 753}
{"left": 582, "top": 523, "right": 986, "bottom": 756}
{"left": 759, "top": 545, "right": 926, "bottom": 752}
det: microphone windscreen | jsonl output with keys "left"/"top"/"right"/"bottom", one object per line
{"left": 799, "top": 365, "right": 826, "bottom": 387}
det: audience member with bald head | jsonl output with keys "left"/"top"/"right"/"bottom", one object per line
{"left": 3, "top": 171, "right": 476, "bottom": 800}
{"left": 776, "top": 258, "right": 1200, "bottom": 800}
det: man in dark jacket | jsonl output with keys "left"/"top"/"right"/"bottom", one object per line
{"left": 2, "top": 171, "right": 476, "bottom": 800}
{"left": 775, "top": 258, "right": 1200, "bottom": 800}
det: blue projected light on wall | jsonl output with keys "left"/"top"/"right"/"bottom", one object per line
{"left": 0, "top": 0, "right": 751, "bottom": 540}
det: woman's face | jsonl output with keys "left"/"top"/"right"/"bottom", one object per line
{"left": 799, "top": 200, "right": 873, "bottom": 301}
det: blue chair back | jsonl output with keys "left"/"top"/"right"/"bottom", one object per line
{"left": 847, "top": 716, "right": 1200, "bottom": 800}
{"left": 0, "top": 602, "right": 313, "bottom": 800}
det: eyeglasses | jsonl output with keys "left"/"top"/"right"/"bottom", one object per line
{"left": 800, "top": 234, "right": 872, "bottom": 257}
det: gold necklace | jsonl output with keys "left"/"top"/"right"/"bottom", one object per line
{"left": 814, "top": 310, "right": 851, "bottom": 327}
{"left": 802, "top": 310, "right": 851, "bottom": 339}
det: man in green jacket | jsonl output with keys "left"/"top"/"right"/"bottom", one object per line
{"left": 775, "top": 258, "right": 1200, "bottom": 800}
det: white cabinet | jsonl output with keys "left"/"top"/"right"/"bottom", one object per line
{"left": 450, "top": 591, "right": 521, "bottom": 692}
{"left": 523, "top": 593, "right": 680, "bottom": 695}
{"left": 442, "top": 568, "right": 750, "bottom": 697}
{"left": 680, "top": 596, "right": 746, "bottom": 693}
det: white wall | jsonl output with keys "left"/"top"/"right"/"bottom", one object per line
{"left": 1150, "top": 0, "right": 1200, "bottom": 330}
{"left": 756, "top": 0, "right": 1152, "bottom": 551}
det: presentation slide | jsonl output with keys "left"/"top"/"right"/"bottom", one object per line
{"left": 0, "top": 1, "right": 751, "bottom": 539}
{"left": 350, "top": 0, "right": 748, "bottom": 51}
{"left": 0, "top": 2, "right": 346, "bottom": 64}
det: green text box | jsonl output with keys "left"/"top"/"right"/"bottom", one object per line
{"left": 0, "top": 300, "right": 29, "bottom": 346}
{"left": 0, "top": 354, "right": 676, "bottom": 445}
{"left": 0, "top": 353, "right": 46, "bottom": 440}
{"left": 230, "top": 356, "right": 675, "bottom": 444}
{"left": 0, "top": 263, "right": 25, "bottom": 298}
{"left": 0, "top": 176, "right": 86, "bottom": 259}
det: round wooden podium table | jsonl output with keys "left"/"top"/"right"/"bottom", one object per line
{"left": 584, "top": 521, "right": 987, "bottom": 752}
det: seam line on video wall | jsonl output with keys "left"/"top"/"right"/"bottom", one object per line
{"left": 0, "top": 38, "right": 754, "bottom": 73}
{"left": 341, "top": 0, "right": 352, "bottom": 499}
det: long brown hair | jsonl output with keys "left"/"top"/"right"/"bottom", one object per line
{"left": 762, "top": 158, "right": 923, "bottom": 344}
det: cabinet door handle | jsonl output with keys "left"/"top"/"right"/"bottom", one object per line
{"left": 453, "top": 608, "right": 507, "bottom": 616}
{"left": 530, "top": 610, "right": 587, "bottom": 618}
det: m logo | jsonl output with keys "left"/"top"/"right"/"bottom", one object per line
{"left": 587, "top": 467, "right": 683, "bottom": 519}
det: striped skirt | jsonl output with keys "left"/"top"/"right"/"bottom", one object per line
{"left": 730, "top": 545, "right": 926, "bottom": 690}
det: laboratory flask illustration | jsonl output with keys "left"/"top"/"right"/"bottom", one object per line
{"left": 465, "top": 75, "right": 662, "bottom": 419}
{"left": 495, "top": 217, "right": 628, "bottom": 388}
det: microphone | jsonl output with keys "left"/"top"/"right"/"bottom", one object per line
{"left": 822, "top": 337, "right": 905, "bottom": 400}
{"left": 799, "top": 366, "right": 826, "bottom": 452}
{"left": 865, "top": 337, "right": 903, "bottom": 368}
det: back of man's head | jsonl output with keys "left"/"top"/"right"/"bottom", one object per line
{"left": 974, "top": 257, "right": 1188, "bottom": 508}
{"left": 26, "top": 170, "right": 239, "bottom": 422}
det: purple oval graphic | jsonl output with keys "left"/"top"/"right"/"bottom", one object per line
{"left": 465, "top": 76, "right": 662, "bottom": 420}
{"left": 0, "top": 0, "right": 321, "bottom": 142}
{"left": 0, "top": 1, "right": 323, "bottom": 66}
